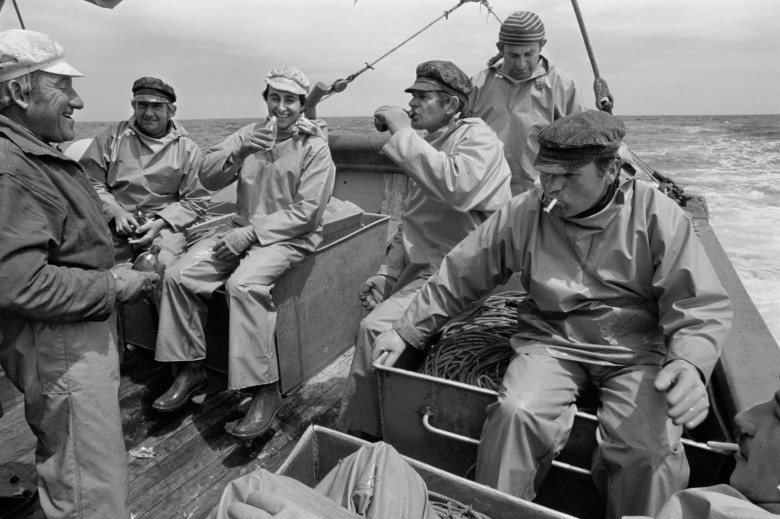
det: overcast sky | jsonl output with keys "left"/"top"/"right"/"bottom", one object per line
{"left": 1, "top": 0, "right": 777, "bottom": 121}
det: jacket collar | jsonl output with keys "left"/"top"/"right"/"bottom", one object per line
{"left": 0, "top": 114, "right": 76, "bottom": 163}
{"left": 490, "top": 55, "right": 551, "bottom": 85}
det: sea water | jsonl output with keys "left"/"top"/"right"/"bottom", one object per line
{"left": 74, "top": 114, "right": 780, "bottom": 344}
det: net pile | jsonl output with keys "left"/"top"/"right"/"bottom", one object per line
{"left": 419, "top": 292, "right": 524, "bottom": 392}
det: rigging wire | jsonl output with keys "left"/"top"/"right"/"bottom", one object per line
{"left": 316, "top": 0, "right": 500, "bottom": 104}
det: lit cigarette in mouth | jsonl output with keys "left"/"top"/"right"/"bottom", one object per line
{"left": 706, "top": 441, "right": 739, "bottom": 452}
{"left": 544, "top": 198, "right": 558, "bottom": 213}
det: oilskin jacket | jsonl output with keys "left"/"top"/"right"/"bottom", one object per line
{"left": 378, "top": 118, "right": 512, "bottom": 282}
{"left": 468, "top": 55, "right": 587, "bottom": 195}
{"left": 627, "top": 484, "right": 780, "bottom": 518}
{"left": 79, "top": 118, "right": 210, "bottom": 231}
{"left": 395, "top": 174, "right": 732, "bottom": 381}
{"left": 0, "top": 115, "right": 127, "bottom": 517}
{"left": 200, "top": 116, "right": 336, "bottom": 253}
{"left": 0, "top": 116, "right": 116, "bottom": 325}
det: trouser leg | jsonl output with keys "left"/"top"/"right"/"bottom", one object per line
{"left": 155, "top": 235, "right": 236, "bottom": 362}
{"left": 591, "top": 364, "right": 688, "bottom": 519}
{"left": 2, "top": 319, "right": 129, "bottom": 518}
{"left": 225, "top": 242, "right": 304, "bottom": 390}
{"left": 475, "top": 354, "right": 586, "bottom": 500}
{"left": 337, "top": 277, "right": 428, "bottom": 438}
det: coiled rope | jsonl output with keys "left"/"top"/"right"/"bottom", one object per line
{"left": 420, "top": 292, "right": 524, "bottom": 391}
{"left": 428, "top": 490, "right": 492, "bottom": 519}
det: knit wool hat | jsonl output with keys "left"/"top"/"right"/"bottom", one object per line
{"left": 499, "top": 11, "right": 546, "bottom": 46}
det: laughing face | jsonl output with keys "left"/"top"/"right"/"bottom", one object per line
{"left": 730, "top": 387, "right": 780, "bottom": 504}
{"left": 23, "top": 72, "right": 84, "bottom": 143}
{"left": 264, "top": 86, "right": 303, "bottom": 132}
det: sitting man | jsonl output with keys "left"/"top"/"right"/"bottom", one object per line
{"left": 79, "top": 76, "right": 210, "bottom": 268}
{"left": 153, "top": 66, "right": 336, "bottom": 440}
{"left": 468, "top": 10, "right": 587, "bottom": 195}
{"left": 338, "top": 60, "right": 512, "bottom": 439}
{"left": 628, "top": 384, "right": 780, "bottom": 518}
{"left": 372, "top": 110, "right": 733, "bottom": 518}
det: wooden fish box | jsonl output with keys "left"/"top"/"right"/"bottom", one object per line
{"left": 375, "top": 363, "right": 733, "bottom": 519}
{"left": 277, "top": 425, "right": 576, "bottom": 519}
{"left": 122, "top": 213, "right": 389, "bottom": 394}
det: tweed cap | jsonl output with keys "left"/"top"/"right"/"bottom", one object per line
{"left": 499, "top": 11, "right": 546, "bottom": 46}
{"left": 534, "top": 110, "right": 625, "bottom": 174}
{"left": 404, "top": 60, "right": 472, "bottom": 106}
{"left": 132, "top": 76, "right": 176, "bottom": 103}
{"left": 265, "top": 66, "right": 310, "bottom": 96}
{"left": 0, "top": 29, "right": 82, "bottom": 82}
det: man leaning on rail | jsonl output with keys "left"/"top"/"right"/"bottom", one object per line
{"left": 78, "top": 76, "right": 210, "bottom": 271}
{"left": 337, "top": 59, "right": 512, "bottom": 440}
{"left": 0, "top": 29, "right": 158, "bottom": 518}
{"left": 468, "top": 10, "right": 587, "bottom": 196}
{"left": 371, "top": 110, "right": 733, "bottom": 519}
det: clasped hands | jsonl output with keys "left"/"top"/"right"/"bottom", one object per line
{"left": 114, "top": 210, "right": 168, "bottom": 245}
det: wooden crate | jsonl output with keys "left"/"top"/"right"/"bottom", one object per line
{"left": 122, "top": 213, "right": 389, "bottom": 394}
{"left": 277, "top": 425, "right": 575, "bottom": 519}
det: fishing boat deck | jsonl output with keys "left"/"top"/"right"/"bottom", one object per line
{"left": 1, "top": 344, "right": 352, "bottom": 519}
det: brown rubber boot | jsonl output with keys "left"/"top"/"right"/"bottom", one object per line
{"left": 229, "top": 383, "right": 282, "bottom": 440}
{"left": 152, "top": 361, "right": 207, "bottom": 412}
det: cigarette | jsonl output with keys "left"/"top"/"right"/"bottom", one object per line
{"left": 544, "top": 199, "right": 558, "bottom": 213}
{"left": 706, "top": 441, "right": 739, "bottom": 452}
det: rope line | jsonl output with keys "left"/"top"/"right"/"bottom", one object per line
{"left": 420, "top": 292, "right": 524, "bottom": 391}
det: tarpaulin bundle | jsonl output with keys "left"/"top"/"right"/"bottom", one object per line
{"left": 420, "top": 292, "right": 524, "bottom": 391}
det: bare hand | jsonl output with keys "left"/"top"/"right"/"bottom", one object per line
{"left": 128, "top": 218, "right": 168, "bottom": 246}
{"left": 655, "top": 359, "right": 709, "bottom": 429}
{"left": 359, "top": 274, "right": 396, "bottom": 311}
{"left": 227, "top": 491, "right": 325, "bottom": 519}
{"left": 212, "top": 227, "right": 256, "bottom": 260}
{"left": 371, "top": 329, "right": 408, "bottom": 368}
{"left": 113, "top": 210, "right": 142, "bottom": 236}
{"left": 235, "top": 126, "right": 276, "bottom": 159}
{"left": 110, "top": 263, "right": 159, "bottom": 304}
{"left": 373, "top": 105, "right": 411, "bottom": 135}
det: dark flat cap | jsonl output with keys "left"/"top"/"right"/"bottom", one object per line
{"left": 404, "top": 60, "right": 472, "bottom": 106}
{"left": 132, "top": 76, "right": 176, "bottom": 103}
{"left": 534, "top": 110, "right": 625, "bottom": 174}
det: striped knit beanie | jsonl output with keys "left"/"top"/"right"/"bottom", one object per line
{"left": 499, "top": 11, "right": 545, "bottom": 45}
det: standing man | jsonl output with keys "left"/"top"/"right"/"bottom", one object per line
{"left": 0, "top": 30, "right": 158, "bottom": 518}
{"left": 468, "top": 11, "right": 587, "bottom": 195}
{"left": 79, "top": 76, "right": 210, "bottom": 268}
{"left": 372, "top": 111, "right": 733, "bottom": 518}
{"left": 338, "top": 60, "right": 512, "bottom": 439}
{"left": 153, "top": 66, "right": 336, "bottom": 441}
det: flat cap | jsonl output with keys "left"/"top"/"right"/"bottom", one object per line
{"left": 132, "top": 76, "right": 176, "bottom": 103}
{"left": 404, "top": 60, "right": 472, "bottom": 107}
{"left": 265, "top": 66, "right": 310, "bottom": 96}
{"left": 534, "top": 110, "right": 625, "bottom": 174}
{"left": 499, "top": 11, "right": 545, "bottom": 46}
{"left": 0, "top": 29, "right": 82, "bottom": 82}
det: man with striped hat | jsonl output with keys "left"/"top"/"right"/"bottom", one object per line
{"left": 468, "top": 10, "right": 588, "bottom": 195}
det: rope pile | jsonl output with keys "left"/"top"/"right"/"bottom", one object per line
{"left": 420, "top": 292, "right": 524, "bottom": 391}
{"left": 428, "top": 491, "right": 492, "bottom": 519}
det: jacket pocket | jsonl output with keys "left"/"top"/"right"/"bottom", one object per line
{"left": 33, "top": 322, "right": 71, "bottom": 395}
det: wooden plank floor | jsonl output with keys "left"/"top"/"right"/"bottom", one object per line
{"left": 1, "top": 344, "right": 352, "bottom": 519}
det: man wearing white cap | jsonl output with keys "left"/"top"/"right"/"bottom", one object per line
{"left": 468, "top": 11, "right": 588, "bottom": 195}
{"left": 153, "top": 66, "right": 336, "bottom": 440}
{"left": 78, "top": 76, "right": 210, "bottom": 270}
{"left": 0, "top": 29, "right": 158, "bottom": 518}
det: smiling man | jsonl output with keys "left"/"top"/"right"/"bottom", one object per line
{"left": 152, "top": 66, "right": 336, "bottom": 440}
{"left": 370, "top": 110, "right": 733, "bottom": 518}
{"left": 338, "top": 60, "right": 512, "bottom": 439}
{"left": 468, "top": 11, "right": 587, "bottom": 195}
{"left": 0, "top": 30, "right": 158, "bottom": 518}
{"left": 78, "top": 76, "right": 210, "bottom": 270}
